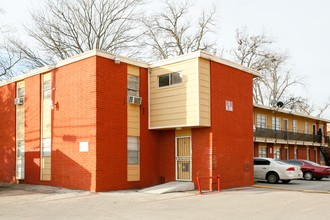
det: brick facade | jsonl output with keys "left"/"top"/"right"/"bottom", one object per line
{"left": 0, "top": 51, "right": 259, "bottom": 192}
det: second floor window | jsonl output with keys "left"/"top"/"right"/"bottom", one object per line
{"left": 293, "top": 120, "right": 297, "bottom": 133}
{"left": 158, "top": 72, "right": 182, "bottom": 87}
{"left": 272, "top": 117, "right": 281, "bottom": 131}
{"left": 305, "top": 122, "right": 309, "bottom": 134}
{"left": 257, "top": 114, "right": 266, "bottom": 128}
{"left": 128, "top": 75, "right": 139, "bottom": 96}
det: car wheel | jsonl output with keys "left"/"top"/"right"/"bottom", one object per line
{"left": 266, "top": 172, "right": 279, "bottom": 184}
{"left": 315, "top": 177, "right": 323, "bottom": 181}
{"left": 281, "top": 180, "right": 291, "bottom": 184}
{"left": 303, "top": 171, "right": 314, "bottom": 180}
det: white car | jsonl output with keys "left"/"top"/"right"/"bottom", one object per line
{"left": 254, "top": 157, "right": 302, "bottom": 184}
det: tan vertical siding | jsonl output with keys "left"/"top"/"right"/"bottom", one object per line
{"left": 150, "top": 58, "right": 199, "bottom": 128}
{"left": 127, "top": 65, "right": 140, "bottom": 181}
{"left": 198, "top": 58, "right": 210, "bottom": 126}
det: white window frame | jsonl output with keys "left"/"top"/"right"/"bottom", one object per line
{"left": 158, "top": 72, "right": 182, "bottom": 87}
{"left": 273, "top": 146, "right": 281, "bottom": 159}
{"left": 305, "top": 122, "right": 309, "bottom": 134}
{"left": 272, "top": 117, "right": 281, "bottom": 130}
{"left": 128, "top": 75, "right": 140, "bottom": 96}
{"left": 293, "top": 120, "right": 297, "bottom": 133}
{"left": 258, "top": 146, "right": 267, "bottom": 158}
{"left": 128, "top": 136, "right": 140, "bottom": 165}
{"left": 257, "top": 114, "right": 267, "bottom": 129}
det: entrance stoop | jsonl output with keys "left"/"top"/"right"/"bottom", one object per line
{"left": 139, "top": 181, "right": 195, "bottom": 194}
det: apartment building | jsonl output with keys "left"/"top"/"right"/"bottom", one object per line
{"left": 0, "top": 50, "right": 258, "bottom": 192}
{"left": 253, "top": 104, "right": 330, "bottom": 165}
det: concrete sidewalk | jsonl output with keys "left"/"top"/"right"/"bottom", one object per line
{"left": 1, "top": 183, "right": 330, "bottom": 220}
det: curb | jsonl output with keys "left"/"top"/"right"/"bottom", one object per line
{"left": 252, "top": 184, "right": 330, "bottom": 194}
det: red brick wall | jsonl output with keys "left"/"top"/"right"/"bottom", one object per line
{"left": 24, "top": 75, "right": 41, "bottom": 184}
{"left": 191, "top": 128, "right": 213, "bottom": 189}
{"left": 51, "top": 57, "right": 97, "bottom": 191}
{"left": 94, "top": 56, "right": 127, "bottom": 191}
{"left": 139, "top": 68, "right": 161, "bottom": 187}
{"left": 158, "top": 130, "right": 176, "bottom": 182}
{"left": 209, "top": 61, "right": 255, "bottom": 189}
{"left": 0, "top": 83, "right": 16, "bottom": 182}
{"left": 95, "top": 59, "right": 161, "bottom": 191}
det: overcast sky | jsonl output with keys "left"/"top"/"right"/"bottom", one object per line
{"left": 1, "top": 0, "right": 330, "bottom": 117}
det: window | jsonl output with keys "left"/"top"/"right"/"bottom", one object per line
{"left": 128, "top": 136, "right": 140, "bottom": 165}
{"left": 225, "top": 100, "right": 233, "bottom": 112}
{"left": 257, "top": 114, "right": 266, "bottom": 129}
{"left": 128, "top": 75, "right": 139, "bottom": 96}
{"left": 43, "top": 79, "right": 51, "bottom": 99}
{"left": 293, "top": 120, "right": 297, "bottom": 133}
{"left": 294, "top": 147, "right": 298, "bottom": 159}
{"left": 17, "top": 87, "right": 25, "bottom": 98}
{"left": 273, "top": 147, "right": 281, "bottom": 159}
{"left": 42, "top": 138, "right": 51, "bottom": 156}
{"left": 305, "top": 122, "right": 309, "bottom": 134}
{"left": 272, "top": 117, "right": 281, "bottom": 130}
{"left": 258, "top": 146, "right": 267, "bottom": 157}
{"left": 158, "top": 72, "right": 182, "bottom": 87}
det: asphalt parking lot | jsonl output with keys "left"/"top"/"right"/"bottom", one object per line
{"left": 255, "top": 178, "right": 330, "bottom": 193}
{"left": 1, "top": 180, "right": 330, "bottom": 220}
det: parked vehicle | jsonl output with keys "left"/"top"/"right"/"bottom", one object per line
{"left": 285, "top": 159, "right": 330, "bottom": 180}
{"left": 254, "top": 157, "right": 302, "bottom": 184}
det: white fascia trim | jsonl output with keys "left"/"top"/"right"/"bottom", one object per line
{"left": 95, "top": 50, "right": 149, "bottom": 68}
{"left": 149, "top": 51, "right": 201, "bottom": 68}
{"left": 149, "top": 123, "right": 209, "bottom": 130}
{"left": 149, "top": 50, "right": 260, "bottom": 77}
{"left": 0, "top": 49, "right": 149, "bottom": 87}
{"left": 254, "top": 103, "right": 330, "bottom": 123}
{"left": 199, "top": 51, "right": 260, "bottom": 77}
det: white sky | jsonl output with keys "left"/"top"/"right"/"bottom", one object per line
{"left": 1, "top": 0, "right": 330, "bottom": 117}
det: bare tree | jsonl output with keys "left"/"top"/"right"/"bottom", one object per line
{"left": 141, "top": 0, "right": 217, "bottom": 60}
{"left": 232, "top": 28, "right": 304, "bottom": 107}
{"left": 0, "top": 7, "right": 23, "bottom": 79}
{"left": 11, "top": 0, "right": 144, "bottom": 67}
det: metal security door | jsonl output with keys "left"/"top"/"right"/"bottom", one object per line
{"left": 176, "top": 136, "right": 191, "bottom": 181}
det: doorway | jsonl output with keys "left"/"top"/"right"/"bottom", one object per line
{"left": 175, "top": 136, "right": 191, "bottom": 181}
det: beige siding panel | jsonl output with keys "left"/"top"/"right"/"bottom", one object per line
{"left": 175, "top": 128, "right": 191, "bottom": 136}
{"left": 199, "top": 58, "right": 210, "bottom": 126}
{"left": 41, "top": 157, "right": 51, "bottom": 180}
{"left": 127, "top": 165, "right": 140, "bottom": 181}
{"left": 128, "top": 65, "right": 140, "bottom": 76}
{"left": 41, "top": 73, "right": 52, "bottom": 181}
{"left": 127, "top": 103, "right": 140, "bottom": 136}
{"left": 150, "top": 58, "right": 204, "bottom": 128}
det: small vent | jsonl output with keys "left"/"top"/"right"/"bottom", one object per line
{"left": 14, "top": 97, "right": 25, "bottom": 105}
{"left": 128, "top": 95, "right": 142, "bottom": 105}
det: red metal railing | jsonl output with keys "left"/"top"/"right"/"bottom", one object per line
{"left": 196, "top": 175, "right": 220, "bottom": 195}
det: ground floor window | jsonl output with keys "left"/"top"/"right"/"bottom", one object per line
{"left": 273, "top": 147, "right": 281, "bottom": 159}
{"left": 294, "top": 147, "right": 298, "bottom": 159}
{"left": 258, "top": 146, "right": 267, "bottom": 157}
{"left": 128, "top": 136, "right": 140, "bottom": 165}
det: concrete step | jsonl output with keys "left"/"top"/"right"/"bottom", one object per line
{"left": 139, "top": 181, "right": 195, "bottom": 194}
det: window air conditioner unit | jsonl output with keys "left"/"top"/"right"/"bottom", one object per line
{"left": 128, "top": 95, "right": 142, "bottom": 105}
{"left": 14, "top": 97, "right": 25, "bottom": 105}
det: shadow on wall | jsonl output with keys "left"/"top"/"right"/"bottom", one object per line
{"left": 0, "top": 85, "right": 16, "bottom": 183}
{"left": 51, "top": 149, "right": 92, "bottom": 191}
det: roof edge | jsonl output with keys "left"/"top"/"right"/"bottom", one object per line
{"left": 254, "top": 103, "right": 330, "bottom": 123}
{"left": 0, "top": 49, "right": 149, "bottom": 87}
